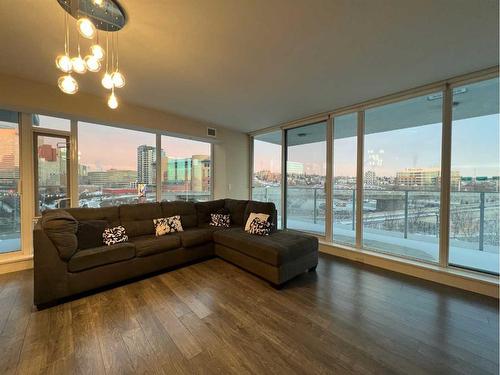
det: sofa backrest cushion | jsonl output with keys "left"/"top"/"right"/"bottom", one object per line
{"left": 76, "top": 220, "right": 108, "bottom": 250}
{"left": 195, "top": 199, "right": 226, "bottom": 225}
{"left": 224, "top": 199, "right": 249, "bottom": 226}
{"left": 244, "top": 201, "right": 277, "bottom": 229}
{"left": 161, "top": 201, "right": 197, "bottom": 229}
{"left": 41, "top": 209, "right": 78, "bottom": 260}
{"left": 65, "top": 206, "right": 120, "bottom": 227}
{"left": 119, "top": 202, "right": 162, "bottom": 237}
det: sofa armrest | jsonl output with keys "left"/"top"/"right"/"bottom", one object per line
{"left": 33, "top": 222, "right": 70, "bottom": 306}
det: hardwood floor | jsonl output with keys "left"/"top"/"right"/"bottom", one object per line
{"left": 0, "top": 253, "right": 498, "bottom": 375}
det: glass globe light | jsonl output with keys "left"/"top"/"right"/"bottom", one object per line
{"left": 55, "top": 54, "right": 72, "bottom": 73}
{"left": 111, "top": 71, "right": 125, "bottom": 88}
{"left": 101, "top": 72, "right": 114, "bottom": 89}
{"left": 108, "top": 90, "right": 118, "bottom": 109}
{"left": 58, "top": 75, "right": 78, "bottom": 94}
{"left": 71, "top": 56, "right": 87, "bottom": 74}
{"left": 77, "top": 18, "right": 96, "bottom": 39}
{"left": 90, "top": 44, "right": 104, "bottom": 60}
{"left": 85, "top": 55, "right": 101, "bottom": 72}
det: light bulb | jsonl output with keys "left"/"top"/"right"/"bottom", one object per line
{"left": 71, "top": 56, "right": 87, "bottom": 74}
{"left": 101, "top": 72, "right": 114, "bottom": 89}
{"left": 55, "top": 54, "right": 72, "bottom": 73}
{"left": 85, "top": 55, "right": 101, "bottom": 72}
{"left": 111, "top": 71, "right": 125, "bottom": 88}
{"left": 58, "top": 75, "right": 78, "bottom": 94}
{"left": 90, "top": 44, "right": 104, "bottom": 60}
{"left": 94, "top": 0, "right": 104, "bottom": 6}
{"left": 77, "top": 18, "right": 96, "bottom": 39}
{"left": 108, "top": 91, "right": 118, "bottom": 109}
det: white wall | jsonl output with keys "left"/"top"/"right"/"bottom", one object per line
{"left": 0, "top": 73, "right": 249, "bottom": 200}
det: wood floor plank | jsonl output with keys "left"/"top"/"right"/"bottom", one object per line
{"left": 121, "top": 282, "right": 195, "bottom": 374}
{"left": 0, "top": 254, "right": 497, "bottom": 375}
{"left": 140, "top": 278, "right": 203, "bottom": 360}
{"left": 159, "top": 272, "right": 212, "bottom": 319}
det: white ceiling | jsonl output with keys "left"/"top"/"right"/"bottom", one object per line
{"left": 0, "top": 0, "right": 498, "bottom": 133}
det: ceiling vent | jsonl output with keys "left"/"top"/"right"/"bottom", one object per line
{"left": 207, "top": 127, "right": 217, "bottom": 137}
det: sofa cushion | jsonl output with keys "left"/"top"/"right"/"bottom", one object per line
{"left": 213, "top": 228, "right": 318, "bottom": 266}
{"left": 41, "top": 209, "right": 78, "bottom": 260}
{"left": 179, "top": 228, "right": 213, "bottom": 248}
{"left": 224, "top": 199, "right": 249, "bottom": 226}
{"left": 68, "top": 242, "right": 135, "bottom": 272}
{"left": 161, "top": 201, "right": 198, "bottom": 229}
{"left": 65, "top": 206, "right": 120, "bottom": 227}
{"left": 119, "top": 203, "right": 162, "bottom": 237}
{"left": 130, "top": 234, "right": 181, "bottom": 257}
{"left": 76, "top": 220, "right": 108, "bottom": 250}
{"left": 195, "top": 199, "right": 226, "bottom": 225}
{"left": 244, "top": 201, "right": 277, "bottom": 229}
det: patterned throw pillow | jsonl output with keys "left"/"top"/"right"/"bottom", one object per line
{"left": 210, "top": 213, "right": 230, "bottom": 228}
{"left": 247, "top": 217, "right": 272, "bottom": 236}
{"left": 245, "top": 212, "right": 270, "bottom": 231}
{"left": 153, "top": 215, "right": 184, "bottom": 236}
{"left": 102, "top": 226, "right": 128, "bottom": 246}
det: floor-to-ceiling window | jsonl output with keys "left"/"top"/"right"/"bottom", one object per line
{"left": 332, "top": 113, "right": 357, "bottom": 245}
{"left": 78, "top": 122, "right": 157, "bottom": 207}
{"left": 252, "top": 131, "right": 282, "bottom": 228}
{"left": 160, "top": 136, "right": 211, "bottom": 202}
{"left": 286, "top": 122, "right": 327, "bottom": 235}
{"left": 449, "top": 77, "right": 499, "bottom": 275}
{"left": 0, "top": 110, "right": 20, "bottom": 254}
{"left": 363, "top": 93, "right": 443, "bottom": 262}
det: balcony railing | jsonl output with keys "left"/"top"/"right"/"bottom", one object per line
{"left": 252, "top": 185, "right": 500, "bottom": 254}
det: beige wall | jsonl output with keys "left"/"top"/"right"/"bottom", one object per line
{"left": 0, "top": 73, "right": 249, "bottom": 200}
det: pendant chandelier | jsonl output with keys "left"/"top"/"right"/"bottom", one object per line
{"left": 55, "top": 0, "right": 127, "bottom": 109}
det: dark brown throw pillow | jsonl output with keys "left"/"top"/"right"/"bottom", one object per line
{"left": 76, "top": 220, "right": 108, "bottom": 250}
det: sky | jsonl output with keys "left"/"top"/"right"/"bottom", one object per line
{"left": 254, "top": 114, "right": 500, "bottom": 178}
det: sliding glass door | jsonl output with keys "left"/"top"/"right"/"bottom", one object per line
{"left": 332, "top": 113, "right": 357, "bottom": 245}
{"left": 449, "top": 77, "right": 499, "bottom": 274}
{"left": 252, "top": 131, "right": 282, "bottom": 228}
{"left": 0, "top": 110, "right": 20, "bottom": 254}
{"left": 285, "top": 122, "right": 327, "bottom": 235}
{"left": 34, "top": 133, "right": 70, "bottom": 215}
{"left": 362, "top": 93, "right": 443, "bottom": 262}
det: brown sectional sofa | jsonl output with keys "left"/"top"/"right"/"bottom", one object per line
{"left": 34, "top": 199, "right": 318, "bottom": 307}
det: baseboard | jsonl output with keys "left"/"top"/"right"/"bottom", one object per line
{"left": 319, "top": 242, "right": 499, "bottom": 299}
{"left": 0, "top": 256, "right": 33, "bottom": 275}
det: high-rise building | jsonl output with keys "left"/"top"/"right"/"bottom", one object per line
{"left": 0, "top": 126, "right": 19, "bottom": 179}
{"left": 137, "top": 145, "right": 156, "bottom": 185}
{"left": 191, "top": 155, "right": 210, "bottom": 192}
